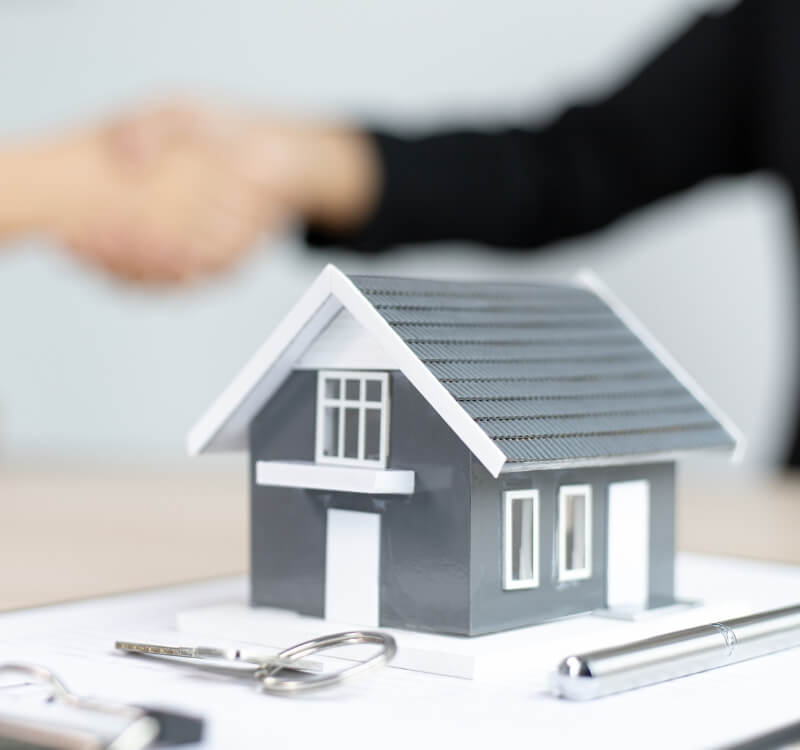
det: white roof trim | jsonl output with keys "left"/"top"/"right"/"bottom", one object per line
{"left": 576, "top": 270, "right": 744, "bottom": 463}
{"left": 256, "top": 460, "right": 415, "bottom": 495}
{"left": 188, "top": 265, "right": 738, "bottom": 475}
{"left": 187, "top": 264, "right": 508, "bottom": 477}
{"left": 187, "top": 268, "right": 340, "bottom": 456}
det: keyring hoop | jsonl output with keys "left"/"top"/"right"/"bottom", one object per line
{"left": 256, "top": 630, "right": 397, "bottom": 694}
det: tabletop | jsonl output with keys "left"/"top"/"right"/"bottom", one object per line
{"left": 2, "top": 464, "right": 800, "bottom": 748}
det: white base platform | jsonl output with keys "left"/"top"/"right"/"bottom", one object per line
{"left": 177, "top": 597, "right": 750, "bottom": 680}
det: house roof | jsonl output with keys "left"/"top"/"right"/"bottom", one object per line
{"left": 188, "top": 265, "right": 741, "bottom": 477}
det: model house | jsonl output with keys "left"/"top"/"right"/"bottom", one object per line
{"left": 188, "top": 265, "right": 739, "bottom": 636}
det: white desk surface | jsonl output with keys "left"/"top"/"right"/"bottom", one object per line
{"left": 2, "top": 553, "right": 800, "bottom": 749}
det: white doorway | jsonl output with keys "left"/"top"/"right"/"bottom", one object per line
{"left": 325, "top": 509, "right": 380, "bottom": 626}
{"left": 606, "top": 480, "right": 651, "bottom": 611}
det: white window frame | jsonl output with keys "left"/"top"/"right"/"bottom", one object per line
{"left": 315, "top": 370, "right": 390, "bottom": 468}
{"left": 503, "top": 489, "right": 540, "bottom": 590}
{"left": 558, "top": 484, "right": 593, "bottom": 582}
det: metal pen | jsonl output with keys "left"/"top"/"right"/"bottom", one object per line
{"left": 552, "top": 603, "right": 800, "bottom": 700}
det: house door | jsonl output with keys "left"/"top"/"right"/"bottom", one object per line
{"left": 325, "top": 508, "right": 380, "bottom": 626}
{"left": 606, "top": 480, "right": 650, "bottom": 611}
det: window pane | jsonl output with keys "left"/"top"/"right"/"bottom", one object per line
{"left": 564, "top": 493, "right": 587, "bottom": 571}
{"left": 511, "top": 496, "right": 534, "bottom": 581}
{"left": 365, "top": 380, "right": 382, "bottom": 402}
{"left": 345, "top": 379, "right": 361, "bottom": 400}
{"left": 324, "top": 378, "right": 340, "bottom": 399}
{"left": 323, "top": 407, "right": 339, "bottom": 457}
{"left": 364, "top": 408, "right": 382, "bottom": 461}
{"left": 344, "top": 407, "right": 359, "bottom": 458}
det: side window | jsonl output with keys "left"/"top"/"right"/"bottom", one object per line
{"left": 558, "top": 484, "right": 593, "bottom": 581}
{"left": 503, "top": 490, "right": 540, "bottom": 590}
{"left": 315, "top": 371, "right": 389, "bottom": 468}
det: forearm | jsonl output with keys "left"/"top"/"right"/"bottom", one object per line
{"left": 293, "top": 125, "right": 382, "bottom": 234}
{"left": 242, "top": 120, "right": 381, "bottom": 237}
{"left": 307, "top": 129, "right": 557, "bottom": 251}
{"left": 303, "top": 0, "right": 759, "bottom": 252}
{"left": 0, "top": 140, "right": 63, "bottom": 242}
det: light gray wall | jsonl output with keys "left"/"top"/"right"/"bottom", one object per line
{"left": 0, "top": 0, "right": 794, "bottom": 469}
{"left": 469, "top": 461, "right": 676, "bottom": 634}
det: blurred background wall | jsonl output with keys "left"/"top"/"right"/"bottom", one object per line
{"left": 0, "top": 0, "right": 794, "bottom": 471}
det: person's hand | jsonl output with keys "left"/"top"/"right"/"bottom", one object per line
{"left": 49, "top": 122, "right": 281, "bottom": 283}
{"left": 106, "top": 101, "right": 382, "bottom": 242}
{"left": 0, "top": 101, "right": 381, "bottom": 284}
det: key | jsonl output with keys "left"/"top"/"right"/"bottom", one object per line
{"left": 115, "top": 639, "right": 324, "bottom": 673}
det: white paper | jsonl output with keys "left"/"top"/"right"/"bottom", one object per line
{"left": 1, "top": 555, "right": 800, "bottom": 749}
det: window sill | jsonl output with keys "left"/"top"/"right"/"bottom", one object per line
{"left": 255, "top": 461, "right": 415, "bottom": 495}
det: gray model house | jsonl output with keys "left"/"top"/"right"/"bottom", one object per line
{"left": 188, "top": 265, "right": 739, "bottom": 636}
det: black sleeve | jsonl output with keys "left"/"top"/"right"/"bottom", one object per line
{"left": 307, "top": 0, "right": 762, "bottom": 252}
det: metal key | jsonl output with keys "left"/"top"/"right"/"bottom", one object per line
{"left": 115, "top": 639, "right": 324, "bottom": 674}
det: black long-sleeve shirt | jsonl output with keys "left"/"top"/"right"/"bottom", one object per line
{"left": 309, "top": 0, "right": 800, "bottom": 466}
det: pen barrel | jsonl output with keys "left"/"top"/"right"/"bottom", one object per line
{"left": 724, "top": 605, "right": 800, "bottom": 656}
{"left": 556, "top": 604, "right": 800, "bottom": 700}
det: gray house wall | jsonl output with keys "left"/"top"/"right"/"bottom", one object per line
{"left": 249, "top": 369, "right": 677, "bottom": 636}
{"left": 469, "top": 461, "right": 676, "bottom": 635}
{"left": 249, "top": 369, "right": 474, "bottom": 634}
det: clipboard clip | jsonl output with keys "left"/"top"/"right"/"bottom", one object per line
{"left": 0, "top": 662, "right": 200, "bottom": 750}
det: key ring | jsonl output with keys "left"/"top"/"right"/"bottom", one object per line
{"left": 255, "top": 630, "right": 397, "bottom": 694}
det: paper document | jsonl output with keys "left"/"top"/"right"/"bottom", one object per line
{"left": 1, "top": 555, "right": 800, "bottom": 749}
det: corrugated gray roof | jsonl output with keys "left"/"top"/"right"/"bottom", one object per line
{"left": 349, "top": 273, "right": 736, "bottom": 465}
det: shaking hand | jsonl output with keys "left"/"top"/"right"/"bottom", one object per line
{"left": 0, "top": 101, "right": 380, "bottom": 285}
